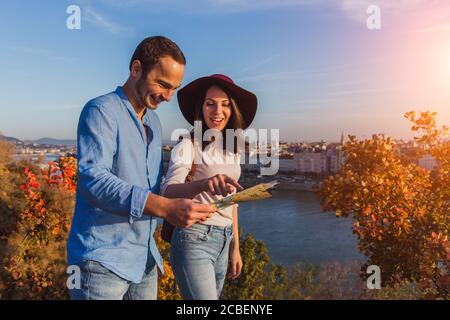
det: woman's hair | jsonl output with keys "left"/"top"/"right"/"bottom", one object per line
{"left": 189, "top": 84, "right": 246, "bottom": 154}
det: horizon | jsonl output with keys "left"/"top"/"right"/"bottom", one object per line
{"left": 1, "top": 1, "right": 449, "bottom": 142}
{"left": 2, "top": 133, "right": 437, "bottom": 146}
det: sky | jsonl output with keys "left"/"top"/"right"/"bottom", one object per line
{"left": 0, "top": 0, "right": 449, "bottom": 143}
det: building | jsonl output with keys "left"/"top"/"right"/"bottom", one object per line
{"left": 279, "top": 155, "right": 296, "bottom": 174}
{"left": 418, "top": 154, "right": 438, "bottom": 170}
{"left": 327, "top": 148, "right": 344, "bottom": 173}
{"left": 276, "top": 133, "right": 345, "bottom": 176}
{"left": 294, "top": 151, "right": 327, "bottom": 174}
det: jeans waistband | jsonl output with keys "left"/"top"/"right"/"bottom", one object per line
{"left": 191, "top": 223, "right": 233, "bottom": 235}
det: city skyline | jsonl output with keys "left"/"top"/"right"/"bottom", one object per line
{"left": 1, "top": 0, "right": 449, "bottom": 142}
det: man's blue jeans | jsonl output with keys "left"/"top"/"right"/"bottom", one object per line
{"left": 170, "top": 223, "right": 233, "bottom": 300}
{"left": 69, "top": 259, "right": 158, "bottom": 300}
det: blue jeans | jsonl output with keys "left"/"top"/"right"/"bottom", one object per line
{"left": 170, "top": 223, "right": 233, "bottom": 300}
{"left": 69, "top": 259, "right": 158, "bottom": 300}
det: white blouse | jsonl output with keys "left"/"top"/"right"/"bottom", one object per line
{"left": 160, "top": 138, "right": 241, "bottom": 227}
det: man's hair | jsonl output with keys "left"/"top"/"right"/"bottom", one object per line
{"left": 129, "top": 36, "right": 186, "bottom": 74}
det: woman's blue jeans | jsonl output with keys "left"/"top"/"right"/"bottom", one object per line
{"left": 170, "top": 223, "right": 233, "bottom": 300}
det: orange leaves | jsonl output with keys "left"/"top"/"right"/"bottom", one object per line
{"left": 395, "top": 207, "right": 409, "bottom": 219}
{"left": 157, "top": 260, "right": 182, "bottom": 300}
{"left": 404, "top": 110, "right": 448, "bottom": 154}
{"left": 444, "top": 241, "right": 450, "bottom": 261}
{"left": 154, "top": 225, "right": 182, "bottom": 300}
{"left": 321, "top": 110, "right": 449, "bottom": 298}
{"left": 58, "top": 156, "right": 77, "bottom": 192}
{"left": 430, "top": 231, "right": 448, "bottom": 244}
{"left": 51, "top": 225, "right": 61, "bottom": 236}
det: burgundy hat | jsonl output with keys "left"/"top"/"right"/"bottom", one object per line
{"left": 177, "top": 74, "right": 257, "bottom": 129}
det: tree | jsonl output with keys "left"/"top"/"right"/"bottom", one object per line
{"left": 221, "top": 232, "right": 290, "bottom": 300}
{"left": 0, "top": 151, "right": 76, "bottom": 299}
{"left": 321, "top": 111, "right": 449, "bottom": 299}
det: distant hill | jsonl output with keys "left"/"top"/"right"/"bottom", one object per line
{"left": 28, "top": 138, "right": 77, "bottom": 146}
{"left": 0, "top": 135, "right": 24, "bottom": 144}
{"left": 33, "top": 138, "right": 77, "bottom": 145}
{"left": 1, "top": 135, "right": 77, "bottom": 146}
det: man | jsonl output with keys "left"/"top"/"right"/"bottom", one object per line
{"left": 67, "top": 36, "right": 217, "bottom": 300}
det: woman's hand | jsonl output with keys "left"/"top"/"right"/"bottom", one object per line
{"left": 201, "top": 174, "right": 243, "bottom": 197}
{"left": 227, "top": 249, "right": 243, "bottom": 280}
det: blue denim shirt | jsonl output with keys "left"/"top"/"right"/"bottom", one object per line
{"left": 67, "top": 86, "right": 164, "bottom": 283}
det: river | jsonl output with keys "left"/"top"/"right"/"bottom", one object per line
{"left": 238, "top": 189, "right": 364, "bottom": 267}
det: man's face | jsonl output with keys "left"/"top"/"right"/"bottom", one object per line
{"left": 134, "top": 56, "right": 185, "bottom": 110}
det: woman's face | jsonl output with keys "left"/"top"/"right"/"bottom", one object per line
{"left": 202, "top": 85, "right": 232, "bottom": 131}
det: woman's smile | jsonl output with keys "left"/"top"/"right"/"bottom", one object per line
{"left": 210, "top": 116, "right": 225, "bottom": 126}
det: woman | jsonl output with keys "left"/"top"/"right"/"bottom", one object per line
{"left": 161, "top": 74, "right": 257, "bottom": 300}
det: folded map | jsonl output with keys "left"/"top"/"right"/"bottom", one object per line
{"left": 214, "top": 180, "right": 279, "bottom": 209}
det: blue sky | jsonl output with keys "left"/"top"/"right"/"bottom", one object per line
{"left": 1, "top": 0, "right": 449, "bottom": 142}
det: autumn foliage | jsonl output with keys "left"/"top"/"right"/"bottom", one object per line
{"left": 0, "top": 142, "right": 365, "bottom": 300}
{"left": 0, "top": 155, "right": 76, "bottom": 299}
{"left": 0, "top": 110, "right": 448, "bottom": 299}
{"left": 321, "top": 111, "right": 449, "bottom": 298}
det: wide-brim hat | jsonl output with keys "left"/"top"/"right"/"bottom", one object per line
{"left": 177, "top": 74, "right": 257, "bottom": 129}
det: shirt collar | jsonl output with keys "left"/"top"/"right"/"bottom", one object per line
{"left": 115, "top": 86, "right": 152, "bottom": 126}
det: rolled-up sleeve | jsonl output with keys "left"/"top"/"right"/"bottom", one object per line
{"left": 160, "top": 139, "right": 193, "bottom": 196}
{"left": 77, "top": 103, "right": 149, "bottom": 222}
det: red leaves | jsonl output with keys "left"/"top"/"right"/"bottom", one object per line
{"left": 18, "top": 157, "right": 77, "bottom": 245}
{"left": 2, "top": 157, "right": 78, "bottom": 298}
{"left": 363, "top": 205, "right": 372, "bottom": 216}
{"left": 20, "top": 167, "right": 41, "bottom": 191}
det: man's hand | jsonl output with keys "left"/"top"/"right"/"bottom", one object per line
{"left": 144, "top": 192, "right": 218, "bottom": 227}
{"left": 201, "top": 174, "right": 243, "bottom": 197}
{"left": 163, "top": 198, "right": 216, "bottom": 228}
